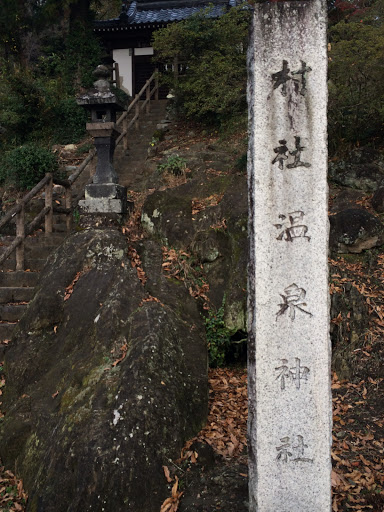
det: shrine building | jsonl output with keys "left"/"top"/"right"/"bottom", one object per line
{"left": 94, "top": 0, "right": 237, "bottom": 97}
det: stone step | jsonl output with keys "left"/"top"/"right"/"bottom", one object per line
{"left": 0, "top": 287, "right": 35, "bottom": 303}
{"left": 0, "top": 243, "right": 59, "bottom": 256}
{"left": 52, "top": 223, "right": 68, "bottom": 233}
{"left": 0, "top": 258, "right": 48, "bottom": 271}
{"left": 0, "top": 304, "right": 28, "bottom": 322}
{"left": 25, "top": 245, "right": 60, "bottom": 257}
{"left": 0, "top": 322, "right": 17, "bottom": 342}
{"left": 24, "top": 233, "right": 67, "bottom": 247}
{"left": 0, "top": 271, "right": 39, "bottom": 288}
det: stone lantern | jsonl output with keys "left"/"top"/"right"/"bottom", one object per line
{"left": 77, "top": 65, "right": 127, "bottom": 214}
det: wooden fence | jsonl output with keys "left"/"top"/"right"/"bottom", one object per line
{"left": 0, "top": 70, "right": 160, "bottom": 270}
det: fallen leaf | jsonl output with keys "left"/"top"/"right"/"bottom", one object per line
{"left": 111, "top": 342, "right": 128, "bottom": 367}
{"left": 163, "top": 465, "right": 173, "bottom": 483}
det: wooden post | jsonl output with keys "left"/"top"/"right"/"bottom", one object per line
{"left": 135, "top": 96, "right": 140, "bottom": 131}
{"left": 15, "top": 202, "right": 25, "bottom": 271}
{"left": 113, "top": 62, "right": 120, "bottom": 88}
{"left": 65, "top": 186, "right": 72, "bottom": 232}
{"left": 45, "top": 174, "right": 53, "bottom": 235}
{"left": 155, "top": 69, "right": 159, "bottom": 101}
{"left": 123, "top": 116, "right": 128, "bottom": 153}
{"left": 146, "top": 84, "right": 150, "bottom": 114}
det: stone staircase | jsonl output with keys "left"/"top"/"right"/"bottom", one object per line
{"left": 0, "top": 231, "right": 67, "bottom": 347}
{"left": 115, "top": 99, "right": 168, "bottom": 190}
{"left": 0, "top": 100, "right": 168, "bottom": 349}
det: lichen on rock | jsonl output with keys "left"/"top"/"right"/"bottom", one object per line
{"left": 0, "top": 227, "right": 207, "bottom": 511}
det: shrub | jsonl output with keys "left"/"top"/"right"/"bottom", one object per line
{"left": 152, "top": 5, "right": 250, "bottom": 125}
{"left": 205, "top": 297, "right": 231, "bottom": 367}
{"left": 328, "top": 15, "right": 384, "bottom": 149}
{"left": 0, "top": 143, "right": 58, "bottom": 190}
{"left": 51, "top": 98, "right": 87, "bottom": 144}
{"left": 0, "top": 21, "right": 102, "bottom": 148}
{"left": 157, "top": 155, "right": 187, "bottom": 175}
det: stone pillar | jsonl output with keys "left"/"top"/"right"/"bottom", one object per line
{"left": 247, "top": 1, "right": 331, "bottom": 511}
{"left": 93, "top": 135, "right": 118, "bottom": 184}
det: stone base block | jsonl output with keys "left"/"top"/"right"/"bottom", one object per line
{"left": 85, "top": 183, "right": 126, "bottom": 200}
{"left": 79, "top": 184, "right": 128, "bottom": 214}
{"left": 79, "top": 197, "right": 127, "bottom": 214}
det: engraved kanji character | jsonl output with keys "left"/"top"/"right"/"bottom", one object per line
{"left": 291, "top": 60, "right": 312, "bottom": 96}
{"left": 276, "top": 283, "right": 313, "bottom": 321}
{"left": 272, "top": 139, "right": 289, "bottom": 170}
{"left": 274, "top": 210, "right": 310, "bottom": 242}
{"left": 275, "top": 357, "right": 310, "bottom": 390}
{"left": 271, "top": 60, "right": 291, "bottom": 97}
{"left": 276, "top": 436, "right": 292, "bottom": 462}
{"left": 286, "top": 136, "right": 311, "bottom": 169}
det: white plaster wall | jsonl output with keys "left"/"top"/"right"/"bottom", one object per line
{"left": 134, "top": 47, "right": 154, "bottom": 56}
{"left": 113, "top": 49, "right": 133, "bottom": 95}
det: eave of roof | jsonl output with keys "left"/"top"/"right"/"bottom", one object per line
{"left": 94, "top": 0, "right": 236, "bottom": 31}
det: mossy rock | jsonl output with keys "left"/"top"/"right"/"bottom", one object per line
{"left": 0, "top": 228, "right": 207, "bottom": 511}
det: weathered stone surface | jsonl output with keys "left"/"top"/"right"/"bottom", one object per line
{"left": 80, "top": 182, "right": 128, "bottom": 212}
{"left": 0, "top": 228, "right": 207, "bottom": 511}
{"left": 329, "top": 161, "right": 384, "bottom": 192}
{"left": 247, "top": 1, "right": 331, "bottom": 510}
{"left": 372, "top": 186, "right": 384, "bottom": 213}
{"left": 141, "top": 174, "right": 248, "bottom": 330}
{"left": 329, "top": 186, "right": 367, "bottom": 214}
{"left": 85, "top": 183, "right": 127, "bottom": 200}
{"left": 329, "top": 209, "right": 384, "bottom": 253}
{"left": 328, "top": 146, "right": 384, "bottom": 192}
{"left": 79, "top": 196, "right": 127, "bottom": 213}
{"left": 330, "top": 281, "right": 369, "bottom": 380}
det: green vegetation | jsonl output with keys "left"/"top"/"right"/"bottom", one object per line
{"left": 157, "top": 155, "right": 187, "bottom": 176}
{"left": 0, "top": 2, "right": 103, "bottom": 188}
{"left": 205, "top": 297, "right": 231, "bottom": 367}
{"left": 0, "top": 144, "right": 58, "bottom": 189}
{"left": 152, "top": 5, "right": 250, "bottom": 125}
{"left": 153, "top": 0, "right": 384, "bottom": 151}
{"left": 0, "top": 21, "right": 101, "bottom": 148}
{"left": 328, "top": 8, "right": 384, "bottom": 149}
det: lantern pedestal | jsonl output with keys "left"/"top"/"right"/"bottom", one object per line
{"left": 76, "top": 65, "right": 128, "bottom": 215}
{"left": 79, "top": 183, "right": 127, "bottom": 214}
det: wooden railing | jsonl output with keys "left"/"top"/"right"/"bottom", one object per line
{"left": 115, "top": 70, "right": 159, "bottom": 152}
{"left": 0, "top": 174, "right": 66, "bottom": 270}
{"left": 0, "top": 70, "right": 160, "bottom": 270}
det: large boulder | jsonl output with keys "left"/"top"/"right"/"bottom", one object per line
{"left": 0, "top": 228, "right": 207, "bottom": 512}
{"left": 329, "top": 209, "right": 384, "bottom": 253}
{"left": 330, "top": 281, "right": 369, "bottom": 380}
{"left": 371, "top": 186, "right": 384, "bottom": 213}
{"left": 328, "top": 162, "right": 384, "bottom": 192}
{"left": 328, "top": 147, "right": 384, "bottom": 192}
{"left": 141, "top": 174, "right": 248, "bottom": 334}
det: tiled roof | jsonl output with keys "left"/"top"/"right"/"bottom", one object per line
{"left": 94, "top": 0, "right": 237, "bottom": 29}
